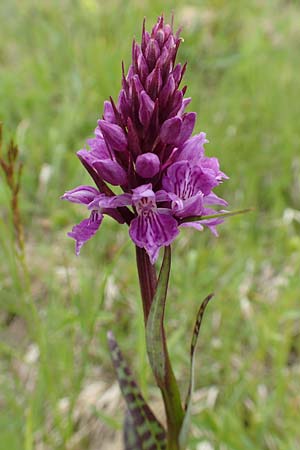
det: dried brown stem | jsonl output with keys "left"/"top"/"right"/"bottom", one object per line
{"left": 0, "top": 124, "right": 25, "bottom": 254}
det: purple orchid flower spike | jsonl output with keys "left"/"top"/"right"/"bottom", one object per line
{"left": 62, "top": 16, "right": 228, "bottom": 262}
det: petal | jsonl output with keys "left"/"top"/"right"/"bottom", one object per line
{"left": 101, "top": 193, "right": 132, "bottom": 209}
{"left": 146, "top": 66, "right": 162, "bottom": 99}
{"left": 160, "top": 117, "right": 182, "bottom": 144}
{"left": 86, "top": 132, "right": 111, "bottom": 159}
{"left": 177, "top": 97, "right": 192, "bottom": 116}
{"left": 176, "top": 112, "right": 196, "bottom": 145}
{"left": 180, "top": 221, "right": 204, "bottom": 231}
{"left": 118, "top": 89, "right": 130, "bottom": 120}
{"left": 145, "top": 38, "right": 160, "bottom": 71}
{"left": 201, "top": 156, "right": 229, "bottom": 181}
{"left": 132, "top": 74, "right": 144, "bottom": 95}
{"left": 93, "top": 159, "right": 127, "bottom": 186}
{"left": 172, "top": 64, "right": 182, "bottom": 85}
{"left": 204, "top": 192, "right": 228, "bottom": 207}
{"left": 155, "top": 189, "right": 173, "bottom": 203}
{"left": 189, "top": 165, "right": 218, "bottom": 195}
{"left": 68, "top": 212, "right": 103, "bottom": 255}
{"left": 163, "top": 161, "right": 218, "bottom": 198}
{"left": 176, "top": 132, "right": 207, "bottom": 162}
{"left": 103, "top": 101, "right": 116, "bottom": 123}
{"left": 61, "top": 185, "right": 100, "bottom": 204}
{"left": 195, "top": 208, "right": 225, "bottom": 236}
{"left": 136, "top": 153, "right": 160, "bottom": 178}
{"left": 139, "top": 91, "right": 155, "bottom": 127}
{"left": 98, "top": 120, "right": 127, "bottom": 152}
{"left": 137, "top": 52, "right": 149, "bottom": 83}
{"left": 77, "top": 141, "right": 109, "bottom": 169}
{"left": 131, "top": 184, "right": 154, "bottom": 204}
{"left": 159, "top": 75, "right": 175, "bottom": 108}
{"left": 172, "top": 194, "right": 204, "bottom": 218}
{"left": 129, "top": 211, "right": 179, "bottom": 264}
{"left": 88, "top": 193, "right": 132, "bottom": 210}
{"left": 168, "top": 90, "right": 183, "bottom": 117}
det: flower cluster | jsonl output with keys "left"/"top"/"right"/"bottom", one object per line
{"left": 62, "top": 16, "right": 228, "bottom": 263}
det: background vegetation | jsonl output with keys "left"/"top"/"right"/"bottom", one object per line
{"left": 1, "top": 0, "right": 300, "bottom": 449}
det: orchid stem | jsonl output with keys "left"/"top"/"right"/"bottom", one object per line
{"left": 135, "top": 246, "right": 157, "bottom": 323}
{"left": 140, "top": 245, "right": 184, "bottom": 448}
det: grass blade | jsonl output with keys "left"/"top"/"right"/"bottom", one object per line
{"left": 179, "top": 294, "right": 214, "bottom": 448}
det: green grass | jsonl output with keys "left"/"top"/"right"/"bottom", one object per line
{"left": 1, "top": 0, "right": 300, "bottom": 448}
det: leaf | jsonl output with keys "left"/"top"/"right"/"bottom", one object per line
{"left": 145, "top": 246, "right": 184, "bottom": 443}
{"left": 179, "top": 294, "right": 214, "bottom": 449}
{"left": 180, "top": 208, "right": 253, "bottom": 224}
{"left": 107, "top": 331, "right": 167, "bottom": 450}
{"left": 145, "top": 245, "right": 171, "bottom": 386}
{"left": 123, "top": 409, "right": 141, "bottom": 450}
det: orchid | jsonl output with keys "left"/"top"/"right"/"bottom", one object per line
{"left": 62, "top": 16, "right": 228, "bottom": 264}
{"left": 62, "top": 16, "right": 240, "bottom": 450}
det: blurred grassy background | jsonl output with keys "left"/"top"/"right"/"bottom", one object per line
{"left": 1, "top": 0, "right": 300, "bottom": 449}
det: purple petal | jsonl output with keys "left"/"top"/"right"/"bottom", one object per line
{"left": 176, "top": 112, "right": 196, "bottom": 145}
{"left": 98, "top": 120, "right": 127, "bottom": 152}
{"left": 129, "top": 212, "right": 179, "bottom": 264}
{"left": 102, "top": 193, "right": 132, "bottom": 208}
{"left": 177, "top": 97, "right": 192, "bottom": 116}
{"left": 139, "top": 91, "right": 155, "bottom": 127}
{"left": 190, "top": 208, "right": 226, "bottom": 237}
{"left": 68, "top": 211, "right": 103, "bottom": 255}
{"left": 103, "top": 101, "right": 116, "bottom": 123}
{"left": 118, "top": 89, "right": 130, "bottom": 121}
{"left": 180, "top": 221, "right": 204, "bottom": 231}
{"left": 204, "top": 192, "right": 228, "bottom": 207}
{"left": 77, "top": 142, "right": 110, "bottom": 170}
{"left": 155, "top": 28, "right": 165, "bottom": 47}
{"left": 190, "top": 166, "right": 218, "bottom": 195}
{"left": 93, "top": 159, "right": 127, "bottom": 186}
{"left": 132, "top": 74, "right": 144, "bottom": 95}
{"left": 141, "top": 28, "right": 150, "bottom": 54}
{"left": 155, "top": 189, "right": 173, "bottom": 203}
{"left": 159, "top": 75, "right": 175, "bottom": 108}
{"left": 61, "top": 186, "right": 100, "bottom": 204}
{"left": 88, "top": 193, "right": 132, "bottom": 210}
{"left": 160, "top": 117, "right": 182, "bottom": 144}
{"left": 136, "top": 153, "right": 160, "bottom": 178}
{"left": 146, "top": 67, "right": 162, "bottom": 99}
{"left": 168, "top": 90, "right": 183, "bottom": 117}
{"left": 162, "top": 161, "right": 218, "bottom": 198}
{"left": 172, "top": 64, "right": 182, "bottom": 85}
{"left": 145, "top": 38, "right": 160, "bottom": 71}
{"left": 137, "top": 52, "right": 149, "bottom": 83}
{"left": 201, "top": 157, "right": 229, "bottom": 181}
{"left": 177, "top": 132, "right": 207, "bottom": 162}
{"left": 131, "top": 184, "right": 154, "bottom": 203}
{"left": 172, "top": 194, "right": 204, "bottom": 219}
{"left": 87, "top": 131, "right": 111, "bottom": 159}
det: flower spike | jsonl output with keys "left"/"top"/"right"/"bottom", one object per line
{"left": 62, "top": 16, "right": 228, "bottom": 262}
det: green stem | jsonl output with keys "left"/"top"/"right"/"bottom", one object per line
{"left": 144, "top": 246, "right": 184, "bottom": 449}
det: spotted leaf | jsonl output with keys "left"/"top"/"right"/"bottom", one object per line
{"left": 107, "top": 331, "right": 167, "bottom": 450}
